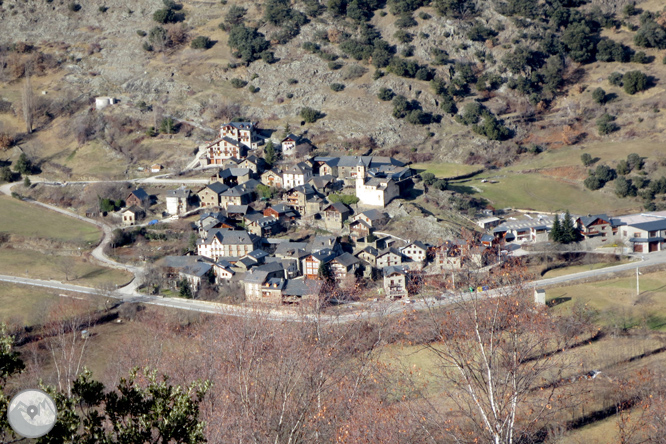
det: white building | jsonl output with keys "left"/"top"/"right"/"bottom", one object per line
{"left": 283, "top": 162, "right": 313, "bottom": 190}
{"left": 166, "top": 187, "right": 191, "bottom": 215}
{"left": 355, "top": 176, "right": 399, "bottom": 207}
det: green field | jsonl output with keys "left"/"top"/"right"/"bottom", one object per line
{"left": 0, "top": 196, "right": 101, "bottom": 246}
{"left": 548, "top": 269, "right": 666, "bottom": 330}
{"left": 0, "top": 249, "right": 133, "bottom": 288}
{"left": 411, "top": 162, "right": 483, "bottom": 179}
{"left": 466, "top": 173, "right": 636, "bottom": 214}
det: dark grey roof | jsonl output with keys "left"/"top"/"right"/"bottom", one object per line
{"left": 161, "top": 256, "right": 212, "bottom": 277}
{"left": 229, "top": 167, "right": 252, "bottom": 176}
{"left": 378, "top": 247, "right": 402, "bottom": 258}
{"left": 629, "top": 237, "right": 665, "bottom": 243}
{"left": 227, "top": 205, "right": 249, "bottom": 215}
{"left": 285, "top": 162, "right": 313, "bottom": 175}
{"left": 282, "top": 279, "right": 322, "bottom": 297}
{"left": 481, "top": 234, "right": 494, "bottom": 242}
{"left": 325, "top": 201, "right": 350, "bottom": 214}
{"left": 206, "top": 182, "right": 229, "bottom": 194}
{"left": 123, "top": 205, "right": 143, "bottom": 214}
{"left": 216, "top": 259, "right": 234, "bottom": 269}
{"left": 225, "top": 121, "right": 255, "bottom": 130}
{"left": 262, "top": 278, "right": 286, "bottom": 290}
{"left": 383, "top": 265, "right": 406, "bottom": 276}
{"left": 282, "top": 134, "right": 300, "bottom": 142}
{"left": 307, "top": 235, "right": 337, "bottom": 253}
{"left": 627, "top": 220, "right": 666, "bottom": 232}
{"left": 361, "top": 246, "right": 379, "bottom": 256}
{"left": 255, "top": 261, "right": 285, "bottom": 274}
{"left": 359, "top": 209, "right": 386, "bottom": 221}
{"left": 350, "top": 219, "right": 372, "bottom": 229}
{"left": 129, "top": 188, "right": 149, "bottom": 200}
{"left": 200, "top": 211, "right": 226, "bottom": 221}
{"left": 291, "top": 184, "right": 316, "bottom": 195}
{"left": 167, "top": 187, "right": 191, "bottom": 198}
{"left": 238, "top": 257, "right": 257, "bottom": 268}
{"left": 243, "top": 270, "right": 270, "bottom": 284}
{"left": 578, "top": 214, "right": 610, "bottom": 227}
{"left": 247, "top": 249, "right": 269, "bottom": 260}
{"left": 203, "top": 229, "right": 254, "bottom": 246}
{"left": 332, "top": 252, "right": 359, "bottom": 267}
{"left": 270, "top": 203, "right": 290, "bottom": 213}
{"left": 308, "top": 248, "right": 337, "bottom": 264}
{"left": 402, "top": 241, "right": 427, "bottom": 251}
{"left": 275, "top": 242, "right": 309, "bottom": 258}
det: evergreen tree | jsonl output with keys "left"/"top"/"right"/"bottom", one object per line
{"left": 179, "top": 279, "right": 193, "bottom": 298}
{"left": 550, "top": 214, "right": 562, "bottom": 242}
{"left": 264, "top": 140, "right": 276, "bottom": 165}
{"left": 560, "top": 210, "right": 577, "bottom": 244}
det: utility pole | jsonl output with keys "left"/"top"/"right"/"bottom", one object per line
{"left": 636, "top": 267, "right": 641, "bottom": 296}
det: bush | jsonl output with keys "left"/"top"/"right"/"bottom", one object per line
{"left": 248, "top": 85, "right": 259, "bottom": 93}
{"left": 473, "top": 114, "right": 511, "bottom": 140}
{"left": 609, "top": 72, "right": 624, "bottom": 86}
{"left": 342, "top": 64, "right": 367, "bottom": 80}
{"left": 434, "top": 0, "right": 476, "bottom": 19}
{"left": 231, "top": 78, "right": 248, "bottom": 88}
{"left": 401, "top": 45, "right": 415, "bottom": 57}
{"left": 592, "top": 87, "right": 606, "bottom": 104}
{"left": 377, "top": 87, "right": 395, "bottom": 101}
{"left": 153, "top": 8, "right": 176, "bottom": 23}
{"left": 137, "top": 30, "right": 147, "bottom": 37}
{"left": 597, "top": 113, "right": 619, "bottom": 135}
{"left": 0, "top": 166, "right": 13, "bottom": 182}
{"left": 634, "top": 20, "right": 666, "bottom": 49}
{"left": 68, "top": 2, "right": 81, "bottom": 11}
{"left": 302, "top": 41, "right": 320, "bottom": 53}
{"left": 99, "top": 6, "right": 108, "bottom": 12}
{"left": 328, "top": 61, "right": 343, "bottom": 70}
{"left": 287, "top": 78, "right": 298, "bottom": 84}
{"left": 584, "top": 175, "right": 603, "bottom": 190}
{"left": 596, "top": 39, "right": 630, "bottom": 63}
{"left": 227, "top": 25, "right": 270, "bottom": 63}
{"left": 631, "top": 51, "right": 649, "bottom": 64}
{"left": 190, "top": 36, "right": 211, "bottom": 49}
{"left": 581, "top": 153, "right": 593, "bottom": 166}
{"left": 418, "top": 11, "right": 431, "bottom": 19}
{"left": 394, "top": 30, "right": 413, "bottom": 43}
{"left": 159, "top": 117, "right": 177, "bottom": 134}
{"left": 405, "top": 109, "right": 431, "bottom": 125}
{"left": 421, "top": 172, "right": 436, "bottom": 185}
{"left": 300, "top": 107, "right": 322, "bottom": 123}
{"left": 286, "top": 93, "right": 294, "bottom": 99}
{"left": 467, "top": 21, "right": 497, "bottom": 42}
{"left": 615, "top": 176, "right": 637, "bottom": 197}
{"left": 13, "top": 153, "right": 32, "bottom": 175}
{"left": 373, "top": 69, "right": 384, "bottom": 80}
{"left": 146, "top": 126, "right": 158, "bottom": 137}
{"left": 224, "top": 5, "right": 247, "bottom": 26}
{"left": 623, "top": 70, "right": 648, "bottom": 94}
{"left": 330, "top": 83, "right": 345, "bottom": 92}
{"left": 142, "top": 42, "right": 154, "bottom": 52}
{"left": 395, "top": 14, "right": 418, "bottom": 28}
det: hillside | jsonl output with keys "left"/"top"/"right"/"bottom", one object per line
{"left": 0, "top": 0, "right": 665, "bottom": 205}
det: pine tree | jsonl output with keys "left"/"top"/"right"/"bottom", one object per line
{"left": 550, "top": 214, "right": 562, "bottom": 242}
{"left": 560, "top": 210, "right": 577, "bottom": 244}
{"left": 264, "top": 140, "right": 276, "bottom": 165}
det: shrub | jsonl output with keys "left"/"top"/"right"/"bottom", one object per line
{"left": 248, "top": 85, "right": 259, "bottom": 93}
{"left": 631, "top": 51, "right": 649, "bottom": 64}
{"left": 159, "top": 117, "right": 177, "bottom": 134}
{"left": 623, "top": 70, "right": 648, "bottom": 94}
{"left": 592, "top": 87, "right": 606, "bottom": 104}
{"left": 142, "top": 42, "right": 154, "bottom": 52}
{"left": 581, "top": 153, "right": 593, "bottom": 166}
{"left": 300, "top": 107, "right": 322, "bottom": 123}
{"left": 328, "top": 61, "right": 343, "bottom": 70}
{"left": 401, "top": 45, "right": 415, "bottom": 57}
{"left": 434, "top": 0, "right": 476, "bottom": 19}
{"left": 330, "top": 83, "right": 345, "bottom": 92}
{"left": 467, "top": 21, "right": 497, "bottom": 42}
{"left": 286, "top": 93, "right": 294, "bottom": 99}
{"left": 302, "top": 41, "right": 320, "bottom": 53}
{"left": 137, "top": 30, "right": 147, "bottom": 37}
{"left": 596, "top": 39, "right": 630, "bottom": 62}
{"left": 473, "top": 114, "right": 511, "bottom": 140}
{"left": 99, "top": 6, "right": 108, "bottom": 12}
{"left": 342, "top": 64, "right": 367, "bottom": 80}
{"left": 373, "top": 69, "right": 384, "bottom": 80}
{"left": 394, "top": 30, "right": 413, "bottom": 43}
{"left": 405, "top": 109, "right": 431, "bottom": 125}
{"left": 227, "top": 25, "right": 270, "bottom": 63}
{"left": 634, "top": 20, "right": 666, "bottom": 49}
{"left": 418, "top": 11, "right": 431, "bottom": 19}
{"left": 597, "top": 113, "right": 619, "bottom": 135}
{"left": 584, "top": 175, "right": 603, "bottom": 190}
{"left": 190, "top": 36, "right": 211, "bottom": 49}
{"left": 146, "top": 126, "right": 158, "bottom": 137}
{"left": 377, "top": 87, "right": 395, "bottom": 101}
{"left": 231, "top": 78, "right": 247, "bottom": 88}
{"left": 395, "top": 14, "right": 418, "bottom": 28}
{"left": 68, "top": 2, "right": 81, "bottom": 11}
{"left": 224, "top": 5, "right": 247, "bottom": 26}
{"left": 153, "top": 8, "right": 176, "bottom": 23}
{"left": 287, "top": 78, "right": 298, "bottom": 84}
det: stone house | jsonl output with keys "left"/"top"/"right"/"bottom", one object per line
{"left": 322, "top": 202, "right": 351, "bottom": 230}
{"left": 383, "top": 266, "right": 408, "bottom": 299}
{"left": 197, "top": 182, "right": 229, "bottom": 208}
{"left": 197, "top": 229, "right": 259, "bottom": 261}
{"left": 400, "top": 241, "right": 427, "bottom": 263}
{"left": 283, "top": 162, "right": 313, "bottom": 190}
{"left": 122, "top": 206, "right": 144, "bottom": 226}
{"left": 166, "top": 187, "right": 191, "bottom": 215}
{"left": 376, "top": 248, "right": 403, "bottom": 269}
{"left": 126, "top": 188, "right": 150, "bottom": 209}
{"left": 260, "top": 169, "right": 283, "bottom": 189}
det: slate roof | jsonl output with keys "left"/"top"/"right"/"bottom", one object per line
{"left": 306, "top": 235, "right": 337, "bottom": 253}
{"left": 224, "top": 122, "right": 255, "bottom": 131}
{"left": 358, "top": 209, "right": 386, "bottom": 221}
{"left": 162, "top": 256, "right": 212, "bottom": 277}
{"left": 167, "top": 187, "right": 191, "bottom": 199}
{"left": 282, "top": 134, "right": 300, "bottom": 142}
{"left": 201, "top": 229, "right": 255, "bottom": 246}
{"left": 578, "top": 214, "right": 610, "bottom": 227}
{"left": 129, "top": 188, "right": 149, "bottom": 201}
{"left": 626, "top": 220, "right": 666, "bottom": 231}
{"left": 324, "top": 202, "right": 350, "bottom": 214}
{"left": 384, "top": 265, "right": 407, "bottom": 276}
{"left": 205, "top": 182, "right": 230, "bottom": 195}
{"left": 481, "top": 234, "right": 494, "bottom": 243}
{"left": 123, "top": 205, "right": 143, "bottom": 215}
{"left": 263, "top": 278, "right": 286, "bottom": 290}
{"left": 282, "top": 279, "right": 323, "bottom": 297}
{"left": 377, "top": 247, "right": 402, "bottom": 258}
{"left": 402, "top": 241, "right": 427, "bottom": 251}
{"left": 307, "top": 248, "right": 338, "bottom": 264}
{"left": 227, "top": 205, "right": 249, "bottom": 215}
{"left": 290, "top": 184, "right": 317, "bottom": 195}
{"left": 285, "top": 162, "right": 313, "bottom": 175}
{"left": 275, "top": 242, "right": 309, "bottom": 258}
{"left": 332, "top": 252, "right": 359, "bottom": 268}
{"left": 361, "top": 246, "right": 379, "bottom": 257}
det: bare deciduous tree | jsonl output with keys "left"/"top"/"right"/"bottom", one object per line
{"left": 22, "top": 72, "right": 34, "bottom": 133}
{"left": 45, "top": 299, "right": 93, "bottom": 396}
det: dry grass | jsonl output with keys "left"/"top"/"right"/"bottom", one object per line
{"left": 0, "top": 282, "right": 61, "bottom": 326}
{"left": 0, "top": 248, "right": 133, "bottom": 288}
{"left": 411, "top": 162, "right": 483, "bottom": 179}
{"left": 0, "top": 195, "right": 101, "bottom": 245}
{"left": 541, "top": 261, "right": 631, "bottom": 279}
